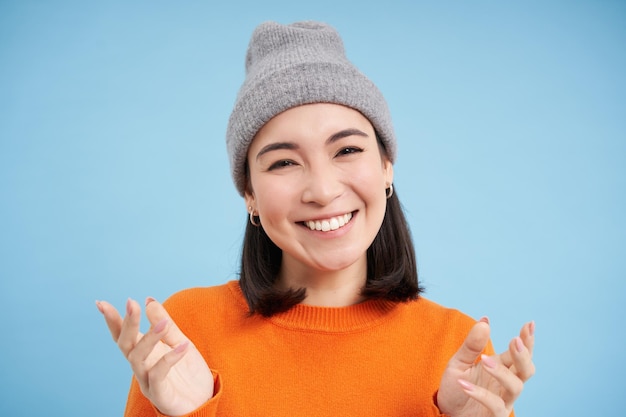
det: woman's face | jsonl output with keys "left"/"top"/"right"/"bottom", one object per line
{"left": 245, "top": 103, "right": 393, "bottom": 276}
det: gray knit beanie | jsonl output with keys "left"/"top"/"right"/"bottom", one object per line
{"left": 226, "top": 20, "right": 396, "bottom": 196}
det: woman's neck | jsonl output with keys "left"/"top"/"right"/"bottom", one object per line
{"left": 277, "top": 256, "right": 367, "bottom": 308}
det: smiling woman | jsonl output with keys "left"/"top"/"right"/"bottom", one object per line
{"left": 244, "top": 103, "right": 396, "bottom": 310}
{"left": 96, "top": 20, "right": 535, "bottom": 417}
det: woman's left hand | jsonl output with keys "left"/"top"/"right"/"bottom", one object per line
{"left": 436, "top": 319, "right": 535, "bottom": 417}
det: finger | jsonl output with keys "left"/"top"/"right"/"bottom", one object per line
{"left": 96, "top": 300, "right": 124, "bottom": 342}
{"left": 449, "top": 321, "right": 491, "bottom": 371}
{"left": 480, "top": 354, "right": 524, "bottom": 407}
{"left": 127, "top": 319, "right": 176, "bottom": 393}
{"left": 457, "top": 379, "right": 510, "bottom": 417}
{"left": 147, "top": 340, "right": 191, "bottom": 389}
{"left": 509, "top": 336, "right": 536, "bottom": 382}
{"left": 117, "top": 298, "right": 143, "bottom": 357}
{"left": 127, "top": 317, "right": 170, "bottom": 384}
{"left": 521, "top": 320, "right": 535, "bottom": 356}
{"left": 145, "top": 298, "right": 188, "bottom": 347}
{"left": 500, "top": 321, "right": 535, "bottom": 367}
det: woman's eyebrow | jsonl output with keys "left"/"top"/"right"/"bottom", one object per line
{"left": 255, "top": 129, "right": 368, "bottom": 160}
{"left": 256, "top": 142, "right": 299, "bottom": 160}
{"left": 326, "top": 128, "right": 369, "bottom": 144}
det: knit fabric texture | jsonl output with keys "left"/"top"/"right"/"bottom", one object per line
{"left": 122, "top": 281, "right": 514, "bottom": 417}
{"left": 226, "top": 20, "right": 396, "bottom": 196}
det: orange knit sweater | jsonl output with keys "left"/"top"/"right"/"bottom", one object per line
{"left": 124, "top": 281, "right": 499, "bottom": 417}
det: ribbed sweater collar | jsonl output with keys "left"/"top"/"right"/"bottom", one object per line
{"left": 227, "top": 280, "right": 400, "bottom": 333}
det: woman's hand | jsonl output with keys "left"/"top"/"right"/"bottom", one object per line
{"left": 96, "top": 298, "right": 214, "bottom": 417}
{"left": 436, "top": 318, "right": 535, "bottom": 417}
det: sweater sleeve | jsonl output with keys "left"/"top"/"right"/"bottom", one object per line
{"left": 123, "top": 372, "right": 223, "bottom": 417}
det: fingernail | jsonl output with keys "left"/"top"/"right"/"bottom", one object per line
{"left": 479, "top": 316, "right": 490, "bottom": 324}
{"left": 481, "top": 354, "right": 497, "bottom": 369}
{"left": 95, "top": 300, "right": 104, "bottom": 314}
{"left": 126, "top": 298, "right": 133, "bottom": 316}
{"left": 458, "top": 379, "right": 474, "bottom": 392}
{"left": 153, "top": 318, "right": 168, "bottom": 333}
{"left": 515, "top": 336, "right": 524, "bottom": 352}
{"left": 529, "top": 320, "right": 535, "bottom": 336}
{"left": 174, "top": 341, "right": 189, "bottom": 354}
{"left": 145, "top": 297, "right": 156, "bottom": 306}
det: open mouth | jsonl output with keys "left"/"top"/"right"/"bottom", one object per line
{"left": 301, "top": 212, "right": 353, "bottom": 232}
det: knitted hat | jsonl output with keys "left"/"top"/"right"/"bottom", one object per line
{"left": 226, "top": 20, "right": 396, "bottom": 196}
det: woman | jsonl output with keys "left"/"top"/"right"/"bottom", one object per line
{"left": 97, "top": 21, "right": 535, "bottom": 417}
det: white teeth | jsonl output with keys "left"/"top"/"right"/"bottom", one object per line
{"left": 304, "top": 212, "right": 352, "bottom": 232}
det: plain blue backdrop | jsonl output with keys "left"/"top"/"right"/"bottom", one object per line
{"left": 1, "top": 1, "right": 624, "bottom": 416}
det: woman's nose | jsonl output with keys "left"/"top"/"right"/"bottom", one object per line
{"left": 300, "top": 165, "right": 344, "bottom": 206}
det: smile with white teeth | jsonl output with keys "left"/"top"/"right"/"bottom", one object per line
{"left": 304, "top": 212, "right": 353, "bottom": 232}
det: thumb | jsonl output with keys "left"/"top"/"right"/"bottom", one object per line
{"left": 144, "top": 297, "right": 189, "bottom": 348}
{"left": 449, "top": 320, "right": 491, "bottom": 371}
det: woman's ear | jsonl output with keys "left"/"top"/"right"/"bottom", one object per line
{"left": 383, "top": 158, "right": 394, "bottom": 187}
{"left": 244, "top": 189, "right": 256, "bottom": 212}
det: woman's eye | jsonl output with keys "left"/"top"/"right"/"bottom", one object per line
{"left": 268, "top": 160, "right": 296, "bottom": 170}
{"left": 337, "top": 147, "right": 363, "bottom": 156}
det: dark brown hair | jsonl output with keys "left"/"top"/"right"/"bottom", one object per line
{"left": 238, "top": 186, "right": 422, "bottom": 317}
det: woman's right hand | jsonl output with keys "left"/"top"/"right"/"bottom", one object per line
{"left": 96, "top": 297, "right": 214, "bottom": 417}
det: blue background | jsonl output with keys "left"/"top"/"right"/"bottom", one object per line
{"left": 1, "top": 1, "right": 624, "bottom": 416}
